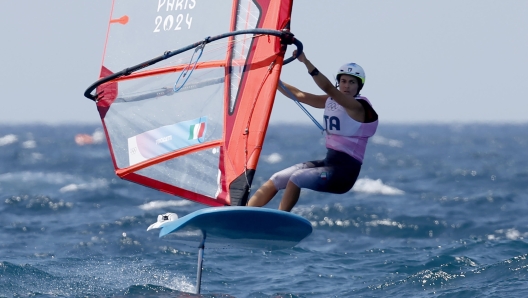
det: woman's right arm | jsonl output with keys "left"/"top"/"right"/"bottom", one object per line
{"left": 278, "top": 81, "right": 327, "bottom": 108}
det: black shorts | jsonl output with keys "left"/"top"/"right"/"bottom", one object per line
{"left": 270, "top": 149, "right": 362, "bottom": 194}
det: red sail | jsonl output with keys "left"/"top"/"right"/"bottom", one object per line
{"left": 94, "top": 0, "right": 293, "bottom": 206}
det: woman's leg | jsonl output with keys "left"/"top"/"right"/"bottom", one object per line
{"left": 247, "top": 162, "right": 317, "bottom": 208}
{"left": 247, "top": 180, "right": 277, "bottom": 207}
{"left": 278, "top": 181, "right": 301, "bottom": 212}
{"left": 277, "top": 160, "right": 325, "bottom": 211}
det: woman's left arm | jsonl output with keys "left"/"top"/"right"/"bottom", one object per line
{"left": 296, "top": 52, "right": 363, "bottom": 112}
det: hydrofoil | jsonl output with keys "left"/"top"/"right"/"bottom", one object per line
{"left": 148, "top": 207, "right": 312, "bottom": 294}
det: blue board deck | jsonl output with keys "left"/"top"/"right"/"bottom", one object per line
{"left": 152, "top": 207, "right": 313, "bottom": 250}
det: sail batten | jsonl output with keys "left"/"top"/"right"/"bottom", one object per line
{"left": 116, "top": 140, "right": 223, "bottom": 177}
{"left": 89, "top": 0, "right": 295, "bottom": 206}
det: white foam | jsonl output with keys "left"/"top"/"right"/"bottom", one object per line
{"left": 371, "top": 135, "right": 403, "bottom": 148}
{"left": 138, "top": 200, "right": 192, "bottom": 211}
{"left": 31, "top": 153, "right": 43, "bottom": 160}
{"left": 0, "top": 134, "right": 17, "bottom": 146}
{"left": 262, "top": 152, "right": 282, "bottom": 164}
{"left": 60, "top": 184, "right": 80, "bottom": 192}
{"left": 59, "top": 178, "right": 109, "bottom": 193}
{"left": 352, "top": 178, "right": 405, "bottom": 195}
{"left": 366, "top": 219, "right": 406, "bottom": 229}
{"left": 91, "top": 129, "right": 105, "bottom": 143}
{"left": 22, "top": 140, "right": 36, "bottom": 149}
{"left": 489, "top": 228, "right": 528, "bottom": 241}
{"left": 50, "top": 261, "right": 195, "bottom": 295}
{"left": 506, "top": 229, "right": 521, "bottom": 240}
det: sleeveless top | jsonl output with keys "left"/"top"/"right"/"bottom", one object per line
{"left": 323, "top": 96, "right": 378, "bottom": 163}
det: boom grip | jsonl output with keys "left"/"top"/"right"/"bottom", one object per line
{"left": 283, "top": 38, "right": 303, "bottom": 65}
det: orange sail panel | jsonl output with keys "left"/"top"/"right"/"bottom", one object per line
{"left": 95, "top": 0, "right": 293, "bottom": 206}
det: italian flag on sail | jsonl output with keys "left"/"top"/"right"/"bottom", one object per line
{"left": 188, "top": 122, "right": 206, "bottom": 140}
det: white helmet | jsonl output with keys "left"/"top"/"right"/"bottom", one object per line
{"left": 336, "top": 63, "right": 365, "bottom": 85}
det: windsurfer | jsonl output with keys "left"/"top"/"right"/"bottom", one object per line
{"left": 247, "top": 51, "right": 378, "bottom": 211}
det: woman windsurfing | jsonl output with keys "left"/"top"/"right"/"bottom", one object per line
{"left": 248, "top": 50, "right": 378, "bottom": 211}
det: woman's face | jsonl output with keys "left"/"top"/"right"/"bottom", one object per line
{"left": 338, "top": 74, "right": 359, "bottom": 96}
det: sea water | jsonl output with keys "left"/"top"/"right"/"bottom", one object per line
{"left": 1, "top": 123, "right": 527, "bottom": 297}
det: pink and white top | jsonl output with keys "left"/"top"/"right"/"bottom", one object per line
{"left": 323, "top": 96, "right": 378, "bottom": 163}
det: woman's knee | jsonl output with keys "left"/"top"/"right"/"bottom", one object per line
{"left": 269, "top": 163, "right": 306, "bottom": 190}
{"left": 270, "top": 172, "right": 288, "bottom": 190}
{"left": 288, "top": 171, "right": 305, "bottom": 188}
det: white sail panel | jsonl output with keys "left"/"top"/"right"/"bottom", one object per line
{"left": 103, "top": 0, "right": 234, "bottom": 73}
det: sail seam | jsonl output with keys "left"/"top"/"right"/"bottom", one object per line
{"left": 243, "top": 58, "right": 277, "bottom": 190}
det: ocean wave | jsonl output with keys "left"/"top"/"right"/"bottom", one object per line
{"left": 138, "top": 200, "right": 192, "bottom": 211}
{"left": 0, "top": 260, "right": 197, "bottom": 297}
{"left": 2, "top": 124, "right": 528, "bottom": 297}
{"left": 0, "top": 134, "right": 17, "bottom": 146}
{"left": 261, "top": 152, "right": 283, "bottom": 164}
{"left": 59, "top": 178, "right": 110, "bottom": 193}
{"left": 357, "top": 251, "right": 528, "bottom": 297}
{"left": 22, "top": 140, "right": 36, "bottom": 149}
{"left": 371, "top": 135, "right": 404, "bottom": 148}
{"left": 0, "top": 171, "right": 77, "bottom": 184}
{"left": 352, "top": 178, "right": 405, "bottom": 195}
{"left": 487, "top": 228, "right": 528, "bottom": 241}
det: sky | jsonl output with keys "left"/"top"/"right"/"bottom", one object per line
{"left": 1, "top": 1, "right": 527, "bottom": 125}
